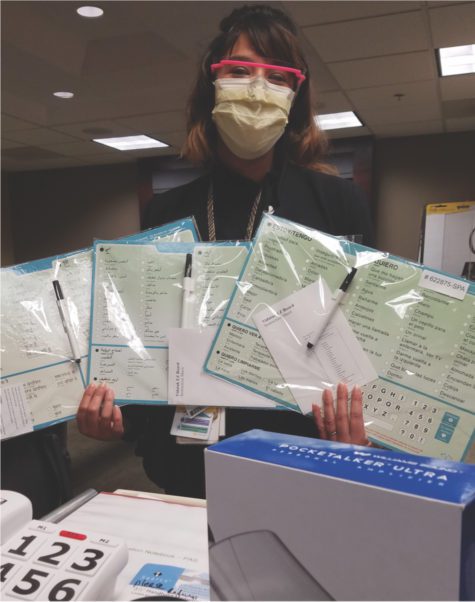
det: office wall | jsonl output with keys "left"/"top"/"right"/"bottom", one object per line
{"left": 1, "top": 177, "right": 15, "bottom": 267}
{"left": 3, "top": 131, "right": 474, "bottom": 266}
{"left": 374, "top": 131, "right": 475, "bottom": 261}
{"left": 3, "top": 163, "right": 140, "bottom": 265}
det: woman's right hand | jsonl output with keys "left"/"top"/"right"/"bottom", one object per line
{"left": 76, "top": 383, "right": 124, "bottom": 441}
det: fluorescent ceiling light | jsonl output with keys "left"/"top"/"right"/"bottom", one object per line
{"left": 93, "top": 135, "right": 169, "bottom": 151}
{"left": 53, "top": 91, "right": 74, "bottom": 99}
{"left": 315, "top": 111, "right": 363, "bottom": 130}
{"left": 77, "top": 6, "right": 104, "bottom": 18}
{"left": 438, "top": 44, "right": 475, "bottom": 76}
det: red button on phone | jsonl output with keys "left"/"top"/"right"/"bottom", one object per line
{"left": 59, "top": 530, "right": 87, "bottom": 540}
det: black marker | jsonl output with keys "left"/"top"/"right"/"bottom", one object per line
{"left": 307, "top": 268, "right": 358, "bottom": 350}
{"left": 53, "top": 280, "right": 81, "bottom": 363}
{"left": 181, "top": 254, "right": 194, "bottom": 329}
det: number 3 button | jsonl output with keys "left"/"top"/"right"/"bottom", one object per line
{"left": 67, "top": 547, "right": 106, "bottom": 576}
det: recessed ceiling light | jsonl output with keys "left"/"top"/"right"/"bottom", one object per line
{"left": 438, "top": 44, "right": 475, "bottom": 76}
{"left": 93, "top": 135, "right": 169, "bottom": 151}
{"left": 53, "top": 91, "right": 74, "bottom": 99}
{"left": 315, "top": 111, "right": 363, "bottom": 131}
{"left": 77, "top": 6, "right": 104, "bottom": 18}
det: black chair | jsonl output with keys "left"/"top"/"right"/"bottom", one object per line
{"left": 1, "top": 423, "right": 73, "bottom": 518}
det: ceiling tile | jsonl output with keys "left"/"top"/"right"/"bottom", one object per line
{"left": 4, "top": 128, "right": 81, "bottom": 145}
{"left": 51, "top": 121, "right": 138, "bottom": 141}
{"left": 2, "top": 42, "right": 82, "bottom": 108}
{"left": 2, "top": 1, "right": 473, "bottom": 171}
{"left": 429, "top": 3, "right": 475, "bottom": 47}
{"left": 1, "top": 114, "right": 39, "bottom": 131}
{"left": 439, "top": 75, "right": 475, "bottom": 101}
{"left": 1, "top": 159, "right": 27, "bottom": 172}
{"left": 445, "top": 115, "right": 475, "bottom": 132}
{"left": 304, "top": 53, "right": 341, "bottom": 93}
{"left": 38, "top": 140, "right": 122, "bottom": 158}
{"left": 284, "top": 1, "right": 422, "bottom": 25}
{"left": 42, "top": 80, "right": 191, "bottom": 126}
{"left": 426, "top": 1, "right": 470, "bottom": 6}
{"left": 1, "top": 91, "right": 48, "bottom": 126}
{"left": 314, "top": 90, "right": 353, "bottom": 113}
{"left": 329, "top": 51, "right": 435, "bottom": 89}
{"left": 370, "top": 120, "right": 444, "bottom": 136}
{"left": 303, "top": 11, "right": 429, "bottom": 62}
{"left": 158, "top": 131, "right": 186, "bottom": 149}
{"left": 81, "top": 32, "right": 187, "bottom": 74}
{"left": 1, "top": 138, "right": 26, "bottom": 150}
{"left": 2, "top": 146, "right": 65, "bottom": 161}
{"left": 359, "top": 100, "right": 442, "bottom": 126}
{"left": 442, "top": 98, "right": 475, "bottom": 119}
{"left": 1, "top": 3, "right": 86, "bottom": 75}
{"left": 69, "top": 154, "right": 135, "bottom": 167}
{"left": 348, "top": 80, "right": 439, "bottom": 109}
{"left": 1, "top": 155, "right": 84, "bottom": 171}
{"left": 114, "top": 111, "right": 186, "bottom": 135}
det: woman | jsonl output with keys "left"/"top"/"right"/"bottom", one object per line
{"left": 77, "top": 5, "right": 374, "bottom": 498}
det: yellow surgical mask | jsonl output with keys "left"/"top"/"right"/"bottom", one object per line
{"left": 212, "top": 77, "right": 295, "bottom": 160}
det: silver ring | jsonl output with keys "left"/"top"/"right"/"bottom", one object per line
{"left": 328, "top": 431, "right": 337, "bottom": 437}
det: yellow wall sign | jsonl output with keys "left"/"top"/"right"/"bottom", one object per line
{"left": 426, "top": 201, "right": 475, "bottom": 215}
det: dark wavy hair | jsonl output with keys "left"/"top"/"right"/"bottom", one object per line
{"left": 182, "top": 4, "right": 333, "bottom": 173}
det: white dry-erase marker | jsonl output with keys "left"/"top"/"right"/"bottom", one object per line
{"left": 52, "top": 279, "right": 81, "bottom": 363}
{"left": 181, "top": 253, "right": 195, "bottom": 329}
{"left": 307, "top": 267, "right": 358, "bottom": 351}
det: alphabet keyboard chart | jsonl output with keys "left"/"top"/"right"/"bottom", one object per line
{"left": 205, "top": 215, "right": 475, "bottom": 461}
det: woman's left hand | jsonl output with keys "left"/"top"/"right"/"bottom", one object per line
{"left": 312, "top": 383, "right": 371, "bottom": 446}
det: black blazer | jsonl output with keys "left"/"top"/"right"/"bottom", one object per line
{"left": 143, "top": 162, "right": 374, "bottom": 246}
{"left": 126, "top": 162, "right": 374, "bottom": 498}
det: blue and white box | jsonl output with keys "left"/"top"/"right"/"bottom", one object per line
{"left": 205, "top": 430, "right": 475, "bottom": 601}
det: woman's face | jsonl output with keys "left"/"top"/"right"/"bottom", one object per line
{"left": 214, "top": 33, "right": 302, "bottom": 90}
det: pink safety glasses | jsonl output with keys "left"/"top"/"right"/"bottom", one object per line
{"left": 211, "top": 59, "right": 306, "bottom": 90}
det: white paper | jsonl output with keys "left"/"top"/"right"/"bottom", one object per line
{"left": 0, "top": 224, "right": 196, "bottom": 436}
{"left": 168, "top": 328, "right": 276, "bottom": 408}
{"left": 192, "top": 244, "right": 250, "bottom": 329}
{"left": 0, "top": 383, "right": 34, "bottom": 439}
{"left": 1, "top": 266, "right": 87, "bottom": 432}
{"left": 89, "top": 243, "right": 188, "bottom": 403}
{"left": 62, "top": 492, "right": 209, "bottom": 601}
{"left": 254, "top": 279, "right": 378, "bottom": 414}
